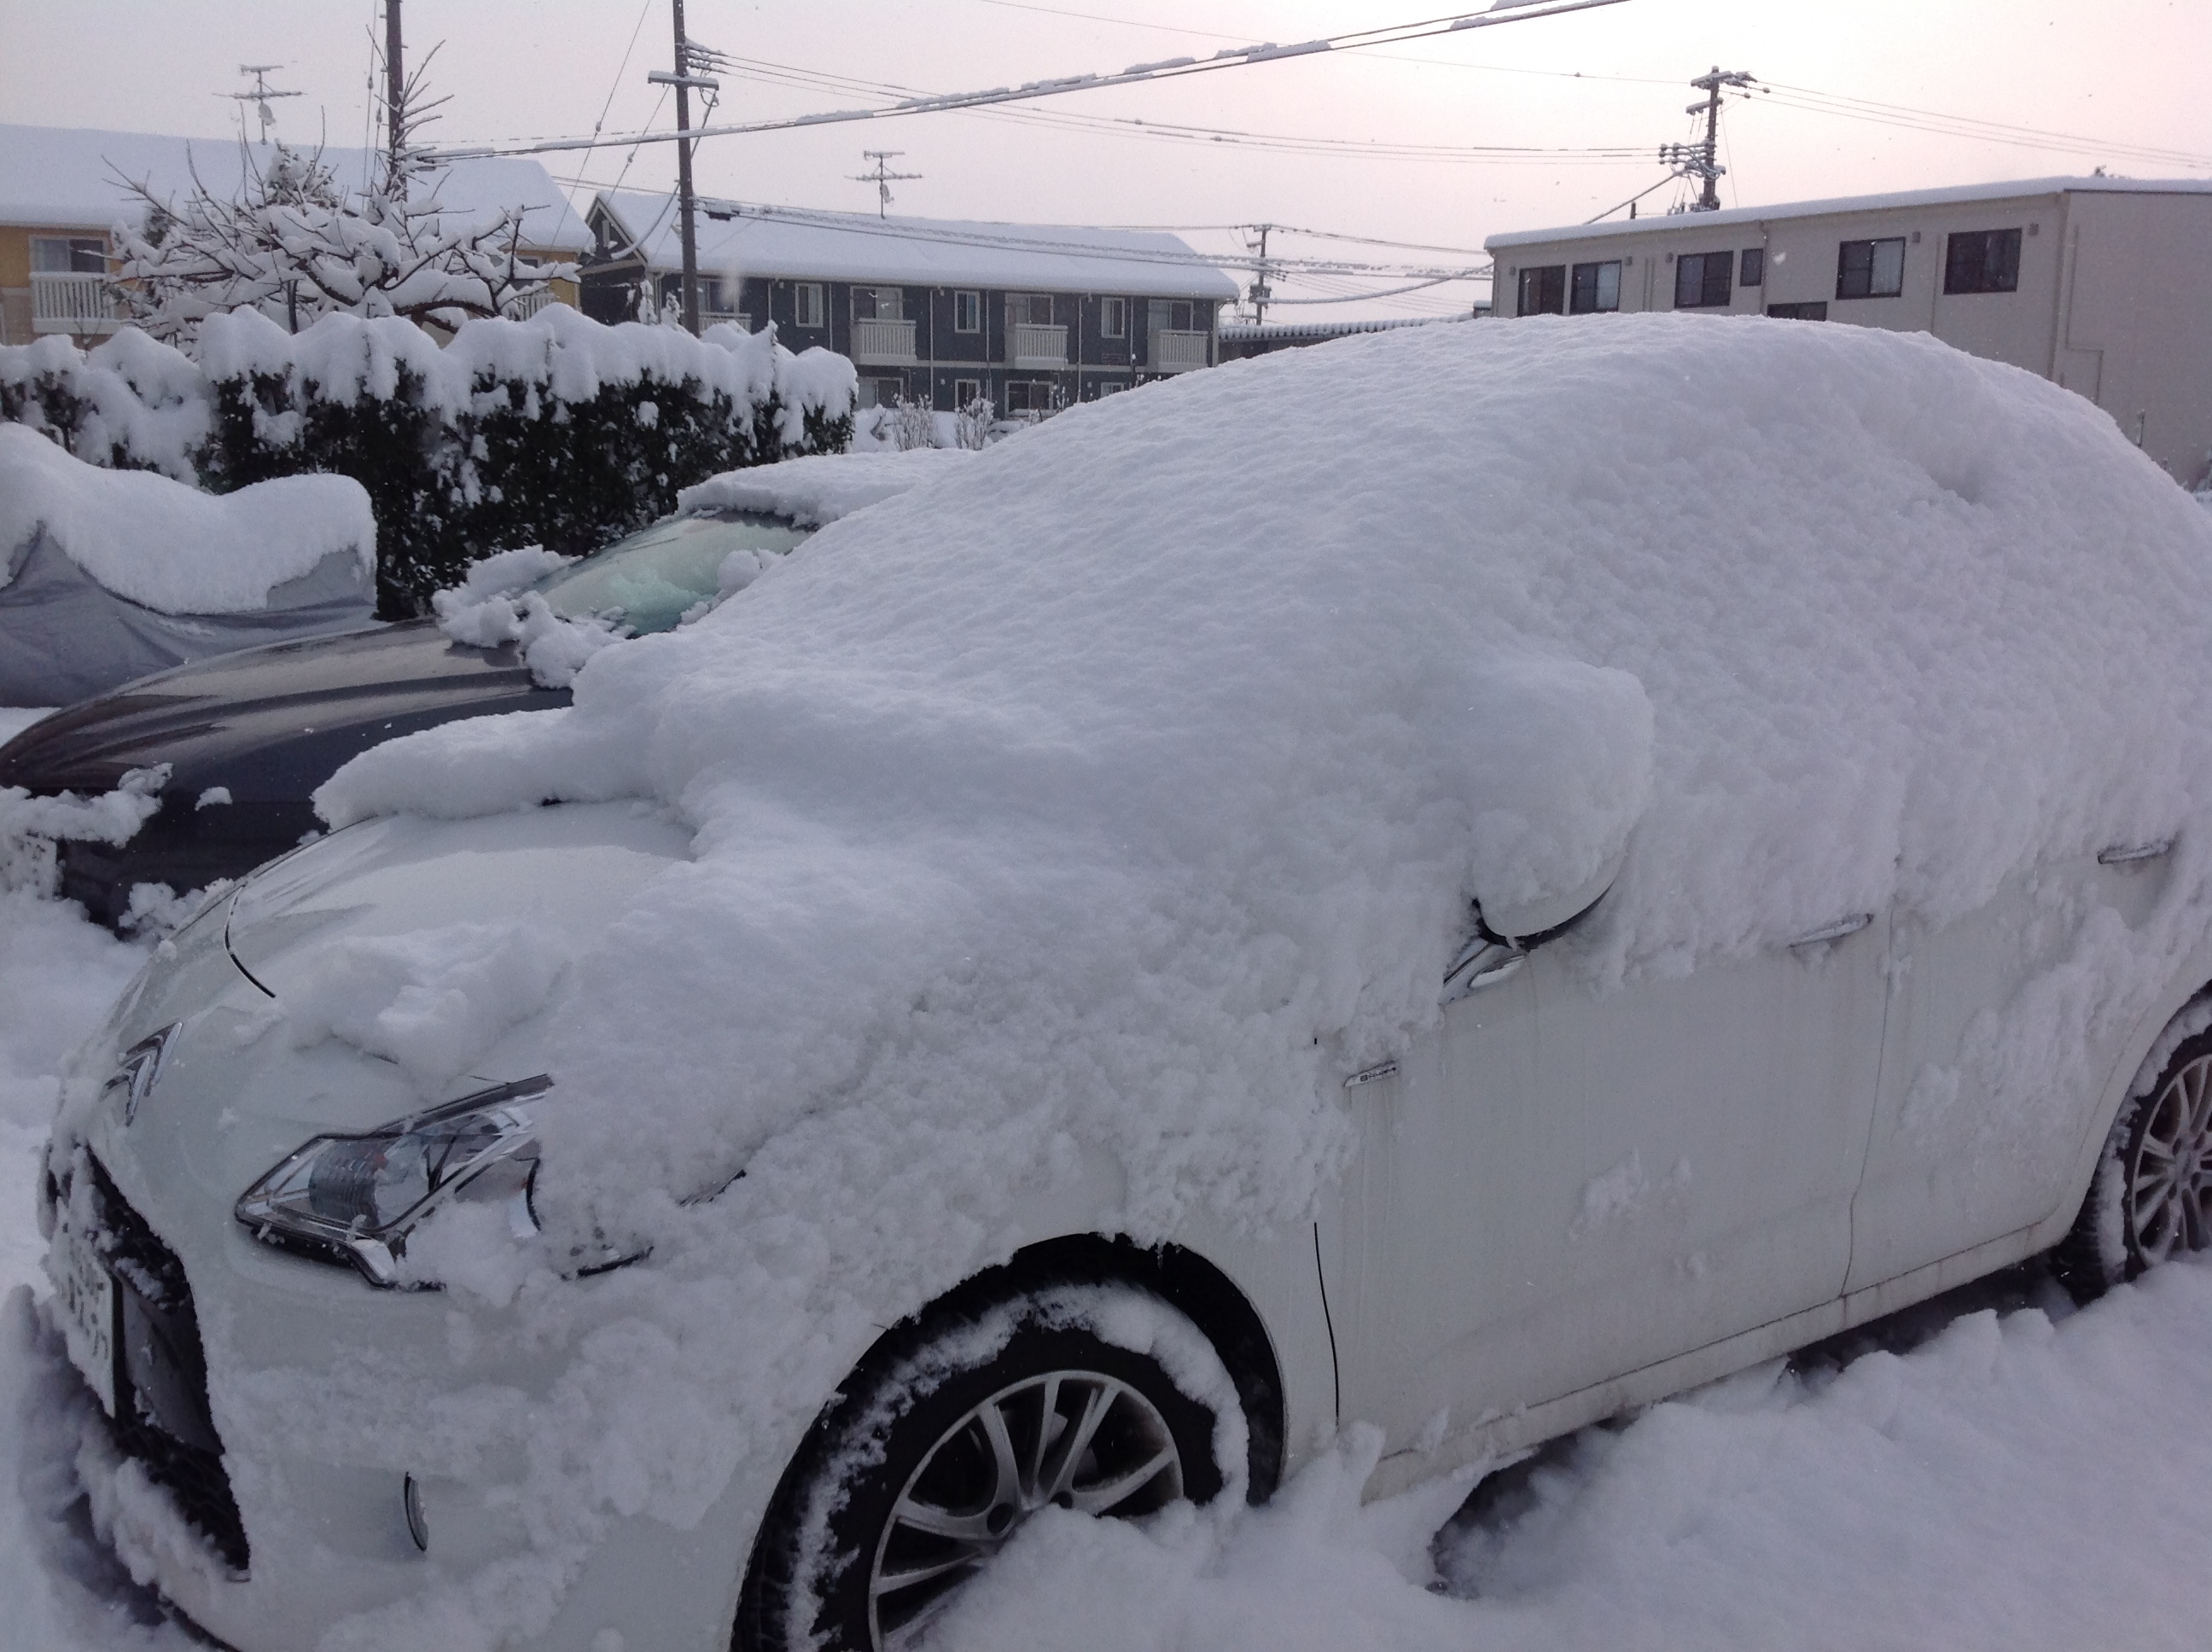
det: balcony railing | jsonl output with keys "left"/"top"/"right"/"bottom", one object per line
{"left": 1009, "top": 322, "right": 1068, "bottom": 368}
{"left": 32, "top": 272, "right": 121, "bottom": 335}
{"left": 852, "top": 317, "right": 917, "bottom": 364}
{"left": 1150, "top": 328, "right": 1209, "bottom": 373}
{"left": 503, "top": 288, "right": 556, "bottom": 319}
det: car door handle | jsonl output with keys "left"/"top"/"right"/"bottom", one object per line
{"left": 2098, "top": 840, "right": 2172, "bottom": 865}
{"left": 1789, "top": 913, "right": 1872, "bottom": 947}
{"left": 1442, "top": 938, "right": 1528, "bottom": 1001}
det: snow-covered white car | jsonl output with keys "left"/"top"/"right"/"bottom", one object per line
{"left": 36, "top": 316, "right": 2212, "bottom": 1652}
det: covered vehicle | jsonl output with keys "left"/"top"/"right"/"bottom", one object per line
{"left": 38, "top": 317, "right": 2212, "bottom": 1651}
{"left": 0, "top": 449, "right": 966, "bottom": 926}
{"left": 0, "top": 425, "right": 375, "bottom": 707}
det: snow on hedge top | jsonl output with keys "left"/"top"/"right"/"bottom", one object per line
{"left": 0, "top": 425, "right": 373, "bottom": 614}
{"left": 676, "top": 448, "right": 975, "bottom": 526}
{"left": 317, "top": 316, "right": 2212, "bottom": 1244}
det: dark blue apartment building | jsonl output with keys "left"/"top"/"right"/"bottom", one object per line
{"left": 579, "top": 195, "right": 1237, "bottom": 410}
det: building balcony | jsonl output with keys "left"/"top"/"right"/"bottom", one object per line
{"left": 1150, "top": 329, "right": 1209, "bottom": 373}
{"left": 1009, "top": 322, "right": 1068, "bottom": 368}
{"left": 852, "top": 317, "right": 917, "bottom": 364}
{"left": 32, "top": 272, "right": 120, "bottom": 335}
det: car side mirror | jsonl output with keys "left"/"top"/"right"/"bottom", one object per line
{"left": 1476, "top": 846, "right": 1623, "bottom": 946}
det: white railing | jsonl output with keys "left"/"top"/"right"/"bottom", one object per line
{"left": 851, "top": 317, "right": 917, "bottom": 364}
{"left": 503, "top": 287, "right": 556, "bottom": 319}
{"left": 1150, "top": 328, "right": 1209, "bottom": 373}
{"left": 704, "top": 311, "right": 752, "bottom": 333}
{"left": 1009, "top": 322, "right": 1068, "bottom": 367}
{"left": 32, "top": 272, "right": 120, "bottom": 334}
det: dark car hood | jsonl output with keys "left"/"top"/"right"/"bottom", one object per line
{"left": 0, "top": 619, "right": 568, "bottom": 802}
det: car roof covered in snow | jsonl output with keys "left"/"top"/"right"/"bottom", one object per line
{"left": 678, "top": 449, "right": 976, "bottom": 527}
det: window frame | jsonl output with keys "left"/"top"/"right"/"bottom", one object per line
{"left": 1835, "top": 236, "right": 1906, "bottom": 300}
{"left": 1942, "top": 228, "right": 2023, "bottom": 295}
{"left": 31, "top": 236, "right": 108, "bottom": 275}
{"left": 1674, "top": 251, "right": 1733, "bottom": 311}
{"left": 1516, "top": 265, "right": 1566, "bottom": 317}
{"left": 1738, "top": 247, "right": 1765, "bottom": 288}
{"left": 1100, "top": 295, "right": 1128, "bottom": 339}
{"left": 1569, "top": 260, "right": 1621, "bottom": 315}
{"left": 952, "top": 290, "right": 981, "bottom": 333}
{"left": 952, "top": 376, "right": 983, "bottom": 405}
{"left": 1766, "top": 301, "right": 1829, "bottom": 322}
{"left": 793, "top": 282, "right": 824, "bottom": 329}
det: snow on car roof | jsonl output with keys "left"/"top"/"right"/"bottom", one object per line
{"left": 0, "top": 425, "right": 374, "bottom": 614}
{"left": 304, "top": 317, "right": 2212, "bottom": 1612}
{"left": 677, "top": 448, "right": 976, "bottom": 527}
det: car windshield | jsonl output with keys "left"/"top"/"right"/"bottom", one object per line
{"left": 533, "top": 511, "right": 813, "bottom": 635}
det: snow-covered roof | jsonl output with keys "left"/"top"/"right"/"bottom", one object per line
{"left": 1219, "top": 315, "right": 1466, "bottom": 342}
{"left": 0, "top": 424, "right": 374, "bottom": 614}
{"left": 593, "top": 192, "right": 1237, "bottom": 301}
{"left": 1487, "top": 175, "right": 2212, "bottom": 252}
{"left": 0, "top": 124, "right": 591, "bottom": 252}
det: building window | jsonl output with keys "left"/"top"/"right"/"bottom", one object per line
{"left": 31, "top": 236, "right": 108, "bottom": 274}
{"left": 1674, "top": 251, "right": 1732, "bottom": 309}
{"left": 794, "top": 282, "right": 824, "bottom": 328}
{"left": 1766, "top": 302, "right": 1829, "bottom": 322}
{"left": 1100, "top": 295, "right": 1127, "bottom": 338}
{"left": 1010, "top": 294, "right": 1057, "bottom": 327}
{"left": 1569, "top": 260, "right": 1621, "bottom": 314}
{"left": 1738, "top": 247, "right": 1764, "bottom": 288}
{"left": 853, "top": 286, "right": 904, "bottom": 322}
{"left": 1836, "top": 237, "right": 1906, "bottom": 300}
{"left": 952, "top": 291, "right": 981, "bottom": 332}
{"left": 857, "top": 376, "right": 907, "bottom": 409}
{"left": 953, "top": 377, "right": 983, "bottom": 405}
{"left": 1943, "top": 228, "right": 2022, "bottom": 294}
{"left": 1516, "top": 265, "right": 1565, "bottom": 316}
{"left": 1004, "top": 380, "right": 1061, "bottom": 413}
{"left": 1147, "top": 298, "right": 1196, "bottom": 333}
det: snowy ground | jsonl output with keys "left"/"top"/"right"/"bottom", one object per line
{"left": 5, "top": 699, "right": 2212, "bottom": 1649}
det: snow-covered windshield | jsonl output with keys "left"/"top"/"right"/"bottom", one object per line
{"left": 532, "top": 512, "right": 812, "bottom": 635}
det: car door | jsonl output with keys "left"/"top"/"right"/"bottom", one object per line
{"left": 1319, "top": 910, "right": 1889, "bottom": 1450}
{"left": 1847, "top": 845, "right": 2176, "bottom": 1292}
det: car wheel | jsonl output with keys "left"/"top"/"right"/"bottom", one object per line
{"left": 736, "top": 1283, "right": 1232, "bottom": 1652}
{"left": 2060, "top": 1026, "right": 2212, "bottom": 1294}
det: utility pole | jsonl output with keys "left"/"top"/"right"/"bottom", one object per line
{"left": 850, "top": 150, "right": 922, "bottom": 218}
{"left": 225, "top": 65, "right": 301, "bottom": 147}
{"left": 648, "top": 0, "right": 719, "bottom": 333}
{"left": 1662, "top": 66, "right": 1754, "bottom": 212}
{"left": 385, "top": 1, "right": 406, "bottom": 195}
{"left": 1244, "top": 223, "right": 1276, "bottom": 324}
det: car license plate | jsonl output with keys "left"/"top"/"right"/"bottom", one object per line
{"left": 46, "top": 1219, "right": 117, "bottom": 1416}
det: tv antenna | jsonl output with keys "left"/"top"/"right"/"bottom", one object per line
{"left": 224, "top": 64, "right": 303, "bottom": 146}
{"left": 851, "top": 150, "right": 922, "bottom": 218}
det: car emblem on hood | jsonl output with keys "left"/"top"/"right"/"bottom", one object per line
{"left": 104, "top": 1024, "right": 180, "bottom": 1126}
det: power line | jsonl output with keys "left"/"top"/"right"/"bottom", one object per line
{"left": 425, "top": 0, "right": 1632, "bottom": 162}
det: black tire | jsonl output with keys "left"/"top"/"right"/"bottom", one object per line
{"left": 736, "top": 1285, "right": 1232, "bottom": 1652}
{"left": 2058, "top": 1024, "right": 2212, "bottom": 1298}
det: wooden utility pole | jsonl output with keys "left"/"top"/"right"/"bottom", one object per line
{"left": 669, "top": 0, "right": 701, "bottom": 332}
{"left": 385, "top": 0, "right": 407, "bottom": 197}
{"left": 1681, "top": 67, "right": 1753, "bottom": 212}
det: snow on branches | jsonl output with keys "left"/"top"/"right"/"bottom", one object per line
{"left": 111, "top": 140, "right": 573, "bottom": 346}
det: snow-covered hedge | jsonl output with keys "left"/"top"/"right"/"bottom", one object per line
{"left": 0, "top": 308, "right": 857, "bottom": 615}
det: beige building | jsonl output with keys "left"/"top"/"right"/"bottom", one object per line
{"left": 0, "top": 124, "right": 590, "bottom": 348}
{"left": 1487, "top": 177, "right": 2212, "bottom": 488}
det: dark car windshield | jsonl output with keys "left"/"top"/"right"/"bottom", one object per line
{"left": 533, "top": 511, "right": 812, "bottom": 635}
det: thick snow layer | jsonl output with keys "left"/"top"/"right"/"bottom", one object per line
{"left": 291, "top": 316, "right": 2212, "bottom": 1642}
{"left": 0, "top": 427, "right": 374, "bottom": 614}
{"left": 675, "top": 448, "right": 975, "bottom": 526}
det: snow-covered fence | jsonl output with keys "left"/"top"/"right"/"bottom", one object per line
{"left": 2, "top": 308, "right": 858, "bottom": 616}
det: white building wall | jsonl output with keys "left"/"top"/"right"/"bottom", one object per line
{"left": 1490, "top": 186, "right": 2212, "bottom": 486}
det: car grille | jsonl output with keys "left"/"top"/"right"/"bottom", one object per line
{"left": 79, "top": 1157, "right": 251, "bottom": 1574}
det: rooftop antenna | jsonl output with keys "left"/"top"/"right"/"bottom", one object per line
{"left": 224, "top": 64, "right": 303, "bottom": 146}
{"left": 1659, "top": 66, "right": 1754, "bottom": 212}
{"left": 851, "top": 150, "right": 921, "bottom": 218}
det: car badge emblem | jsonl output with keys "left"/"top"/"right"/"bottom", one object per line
{"left": 104, "top": 1024, "right": 180, "bottom": 1126}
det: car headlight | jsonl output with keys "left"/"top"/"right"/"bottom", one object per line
{"left": 236, "top": 1075, "right": 550, "bottom": 1287}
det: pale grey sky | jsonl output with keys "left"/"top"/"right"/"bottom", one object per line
{"left": 3, "top": 0, "right": 2207, "bottom": 317}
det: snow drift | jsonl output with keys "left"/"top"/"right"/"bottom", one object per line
{"left": 287, "top": 314, "right": 2212, "bottom": 1637}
